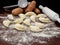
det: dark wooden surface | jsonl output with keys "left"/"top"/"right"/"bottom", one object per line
{"left": 0, "top": 36, "right": 60, "bottom": 45}
{"left": 0, "top": 0, "right": 60, "bottom": 45}
{"left": 0, "top": 39, "right": 12, "bottom": 45}
{"left": 0, "top": 11, "right": 60, "bottom": 45}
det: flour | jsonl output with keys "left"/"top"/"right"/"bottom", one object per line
{"left": 0, "top": 15, "right": 60, "bottom": 45}
{"left": 39, "top": 41, "right": 47, "bottom": 43}
{"left": 0, "top": 16, "right": 7, "bottom": 19}
{"left": 31, "top": 33, "right": 54, "bottom": 38}
{"left": 0, "top": 25, "right": 60, "bottom": 45}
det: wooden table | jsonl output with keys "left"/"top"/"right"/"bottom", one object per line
{"left": 0, "top": 12, "right": 60, "bottom": 45}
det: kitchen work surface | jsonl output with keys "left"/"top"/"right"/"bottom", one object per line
{"left": 0, "top": 0, "right": 60, "bottom": 45}
{"left": 0, "top": 11, "right": 60, "bottom": 45}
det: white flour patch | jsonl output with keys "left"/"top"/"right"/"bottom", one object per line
{"left": 39, "top": 41, "right": 47, "bottom": 43}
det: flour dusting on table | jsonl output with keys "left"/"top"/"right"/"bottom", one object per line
{"left": 0, "top": 15, "right": 60, "bottom": 45}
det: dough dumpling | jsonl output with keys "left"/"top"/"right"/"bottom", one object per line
{"left": 37, "top": 14, "right": 47, "bottom": 18}
{"left": 14, "top": 24, "right": 26, "bottom": 31}
{"left": 25, "top": 12, "right": 36, "bottom": 16}
{"left": 3, "top": 20, "right": 11, "bottom": 27}
{"left": 30, "top": 15, "right": 36, "bottom": 22}
{"left": 30, "top": 25, "right": 42, "bottom": 32}
{"left": 7, "top": 14, "right": 14, "bottom": 20}
{"left": 14, "top": 18, "right": 23, "bottom": 24}
{"left": 23, "top": 19, "right": 31, "bottom": 26}
{"left": 35, "top": 22, "right": 45, "bottom": 29}
{"left": 39, "top": 17, "right": 51, "bottom": 23}
{"left": 19, "top": 14, "right": 26, "bottom": 19}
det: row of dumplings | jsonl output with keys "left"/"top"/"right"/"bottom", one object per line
{"left": 3, "top": 12, "right": 52, "bottom": 32}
